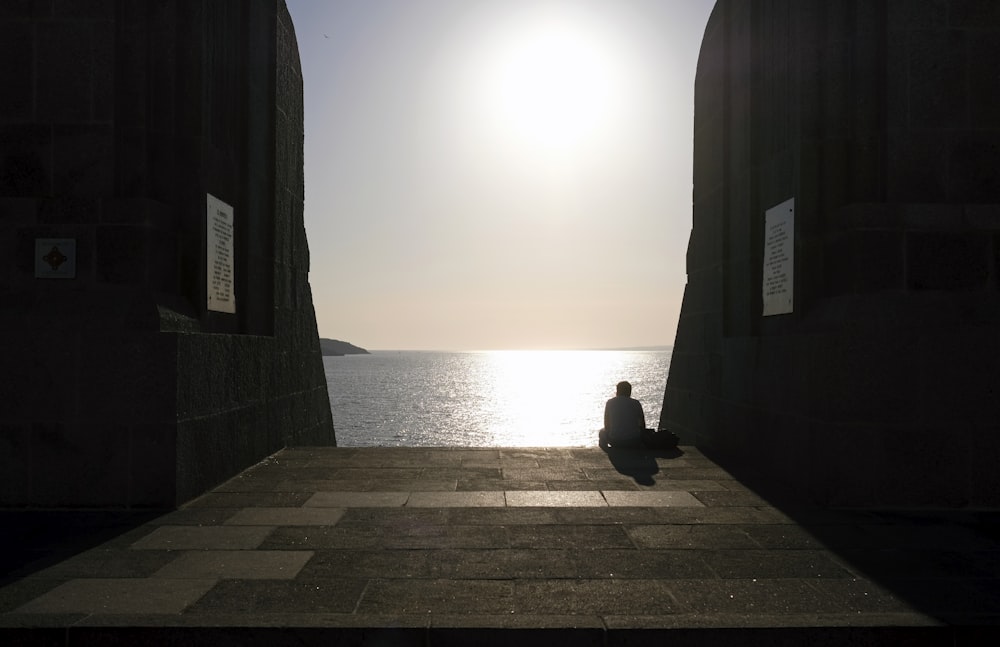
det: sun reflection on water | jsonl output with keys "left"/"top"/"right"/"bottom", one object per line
{"left": 479, "top": 350, "right": 635, "bottom": 446}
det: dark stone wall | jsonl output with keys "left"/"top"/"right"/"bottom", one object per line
{"left": 0, "top": 0, "right": 334, "bottom": 508}
{"left": 662, "top": 0, "right": 1000, "bottom": 507}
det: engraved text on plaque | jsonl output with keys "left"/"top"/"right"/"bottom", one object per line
{"left": 207, "top": 194, "right": 236, "bottom": 313}
{"left": 762, "top": 198, "right": 794, "bottom": 316}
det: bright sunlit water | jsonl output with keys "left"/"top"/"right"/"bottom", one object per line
{"left": 324, "top": 350, "right": 671, "bottom": 447}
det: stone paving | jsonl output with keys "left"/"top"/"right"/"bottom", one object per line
{"left": 2, "top": 446, "right": 1000, "bottom": 645}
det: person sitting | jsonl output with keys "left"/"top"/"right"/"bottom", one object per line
{"left": 599, "top": 381, "right": 646, "bottom": 449}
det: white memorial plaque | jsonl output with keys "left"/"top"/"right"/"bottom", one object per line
{"left": 762, "top": 198, "right": 794, "bottom": 316}
{"left": 207, "top": 194, "right": 236, "bottom": 313}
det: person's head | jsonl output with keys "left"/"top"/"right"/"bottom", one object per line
{"left": 616, "top": 381, "right": 632, "bottom": 397}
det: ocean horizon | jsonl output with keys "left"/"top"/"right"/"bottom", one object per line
{"left": 324, "top": 349, "right": 672, "bottom": 447}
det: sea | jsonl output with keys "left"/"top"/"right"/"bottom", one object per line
{"left": 323, "top": 349, "right": 671, "bottom": 447}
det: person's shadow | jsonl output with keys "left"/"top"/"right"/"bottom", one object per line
{"left": 603, "top": 445, "right": 683, "bottom": 486}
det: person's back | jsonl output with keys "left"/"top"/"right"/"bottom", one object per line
{"left": 601, "top": 381, "right": 646, "bottom": 448}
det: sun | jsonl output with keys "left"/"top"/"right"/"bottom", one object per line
{"left": 487, "top": 19, "right": 619, "bottom": 151}
{"left": 464, "top": 5, "right": 634, "bottom": 163}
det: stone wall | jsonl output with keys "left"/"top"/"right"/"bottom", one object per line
{"left": 661, "top": 0, "right": 1000, "bottom": 507}
{"left": 0, "top": 0, "right": 335, "bottom": 508}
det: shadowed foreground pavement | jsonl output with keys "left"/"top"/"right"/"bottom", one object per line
{"left": 2, "top": 446, "right": 999, "bottom": 645}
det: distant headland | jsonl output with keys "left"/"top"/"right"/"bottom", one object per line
{"left": 319, "top": 338, "right": 370, "bottom": 356}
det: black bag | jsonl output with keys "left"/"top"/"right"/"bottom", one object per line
{"left": 642, "top": 428, "right": 679, "bottom": 449}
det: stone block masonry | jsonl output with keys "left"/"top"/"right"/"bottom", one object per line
{"left": 661, "top": 0, "right": 1000, "bottom": 507}
{"left": 0, "top": 1, "right": 335, "bottom": 508}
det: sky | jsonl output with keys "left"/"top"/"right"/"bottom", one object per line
{"left": 284, "top": 0, "right": 717, "bottom": 351}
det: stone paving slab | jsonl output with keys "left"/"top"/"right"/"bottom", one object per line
{"left": 224, "top": 507, "right": 345, "bottom": 526}
{"left": 406, "top": 491, "right": 506, "bottom": 507}
{"left": 604, "top": 491, "right": 704, "bottom": 507}
{"left": 150, "top": 550, "right": 313, "bottom": 580}
{"left": 304, "top": 491, "right": 409, "bottom": 508}
{"left": 3, "top": 446, "right": 1000, "bottom": 646}
{"left": 130, "top": 525, "right": 274, "bottom": 551}
{"left": 504, "top": 490, "right": 607, "bottom": 507}
{"left": 15, "top": 579, "right": 218, "bottom": 615}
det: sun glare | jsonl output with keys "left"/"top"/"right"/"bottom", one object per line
{"left": 462, "top": 5, "right": 635, "bottom": 164}
{"left": 481, "top": 350, "right": 634, "bottom": 446}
